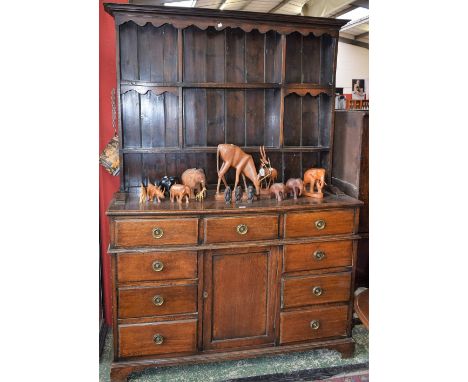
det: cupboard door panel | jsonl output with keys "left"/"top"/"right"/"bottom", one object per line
{"left": 203, "top": 247, "right": 280, "bottom": 350}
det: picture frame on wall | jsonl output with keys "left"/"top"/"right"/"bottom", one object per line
{"left": 352, "top": 79, "right": 365, "bottom": 100}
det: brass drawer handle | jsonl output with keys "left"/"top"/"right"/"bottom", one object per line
{"left": 315, "top": 219, "right": 326, "bottom": 230}
{"left": 313, "top": 250, "right": 325, "bottom": 261}
{"left": 236, "top": 224, "right": 248, "bottom": 235}
{"left": 152, "top": 295, "right": 164, "bottom": 306}
{"left": 312, "top": 286, "right": 323, "bottom": 296}
{"left": 152, "top": 260, "right": 164, "bottom": 272}
{"left": 152, "top": 227, "right": 164, "bottom": 239}
{"left": 310, "top": 320, "right": 320, "bottom": 330}
{"left": 153, "top": 334, "right": 164, "bottom": 345}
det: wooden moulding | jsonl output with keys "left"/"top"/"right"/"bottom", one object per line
{"left": 110, "top": 338, "right": 355, "bottom": 382}
{"left": 105, "top": 4, "right": 348, "bottom": 37}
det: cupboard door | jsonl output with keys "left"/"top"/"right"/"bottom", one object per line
{"left": 203, "top": 247, "right": 280, "bottom": 350}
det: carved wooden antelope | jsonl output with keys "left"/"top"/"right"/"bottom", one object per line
{"left": 216, "top": 144, "right": 260, "bottom": 195}
{"left": 257, "top": 145, "right": 278, "bottom": 189}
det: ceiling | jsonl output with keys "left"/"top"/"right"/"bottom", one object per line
{"left": 131, "top": 0, "right": 369, "bottom": 48}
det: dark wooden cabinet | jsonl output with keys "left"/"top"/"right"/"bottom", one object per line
{"left": 104, "top": 4, "right": 361, "bottom": 381}
{"left": 332, "top": 111, "right": 369, "bottom": 287}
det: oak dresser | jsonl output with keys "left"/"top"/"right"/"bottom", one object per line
{"left": 104, "top": 3, "right": 362, "bottom": 381}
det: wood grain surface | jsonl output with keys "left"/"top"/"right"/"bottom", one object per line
{"left": 282, "top": 271, "right": 351, "bottom": 308}
{"left": 119, "top": 319, "right": 197, "bottom": 357}
{"left": 204, "top": 215, "right": 279, "bottom": 244}
{"left": 114, "top": 218, "right": 198, "bottom": 247}
{"left": 283, "top": 240, "right": 353, "bottom": 273}
{"left": 117, "top": 251, "right": 197, "bottom": 282}
{"left": 118, "top": 284, "right": 197, "bottom": 319}
{"left": 280, "top": 304, "right": 348, "bottom": 344}
{"left": 284, "top": 209, "right": 355, "bottom": 238}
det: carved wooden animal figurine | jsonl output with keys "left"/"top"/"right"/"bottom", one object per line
{"left": 170, "top": 184, "right": 190, "bottom": 203}
{"left": 181, "top": 168, "right": 206, "bottom": 199}
{"left": 139, "top": 183, "right": 147, "bottom": 204}
{"left": 234, "top": 185, "right": 243, "bottom": 203}
{"left": 269, "top": 182, "right": 288, "bottom": 202}
{"left": 257, "top": 146, "right": 278, "bottom": 189}
{"left": 195, "top": 186, "right": 207, "bottom": 202}
{"left": 216, "top": 144, "right": 260, "bottom": 196}
{"left": 286, "top": 178, "right": 304, "bottom": 199}
{"left": 158, "top": 176, "right": 178, "bottom": 196}
{"left": 147, "top": 183, "right": 165, "bottom": 203}
{"left": 224, "top": 186, "right": 232, "bottom": 203}
{"left": 247, "top": 185, "right": 255, "bottom": 203}
{"left": 303, "top": 168, "right": 326, "bottom": 198}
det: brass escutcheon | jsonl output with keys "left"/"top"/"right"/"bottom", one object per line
{"left": 153, "top": 334, "right": 164, "bottom": 345}
{"left": 315, "top": 219, "right": 326, "bottom": 230}
{"left": 310, "top": 320, "right": 320, "bottom": 330}
{"left": 236, "top": 224, "right": 248, "bottom": 235}
{"left": 312, "top": 286, "right": 323, "bottom": 296}
{"left": 152, "top": 295, "right": 164, "bottom": 306}
{"left": 313, "top": 250, "right": 326, "bottom": 261}
{"left": 152, "top": 227, "right": 164, "bottom": 239}
{"left": 152, "top": 260, "right": 164, "bottom": 272}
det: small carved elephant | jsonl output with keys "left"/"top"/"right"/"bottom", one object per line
{"left": 269, "top": 182, "right": 288, "bottom": 202}
{"left": 285, "top": 178, "right": 304, "bottom": 199}
{"left": 181, "top": 168, "right": 206, "bottom": 199}
{"left": 170, "top": 184, "right": 191, "bottom": 203}
{"left": 303, "top": 168, "right": 326, "bottom": 194}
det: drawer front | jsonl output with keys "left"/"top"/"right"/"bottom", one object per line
{"left": 284, "top": 210, "right": 355, "bottom": 238}
{"left": 114, "top": 218, "right": 198, "bottom": 247}
{"left": 118, "top": 284, "right": 197, "bottom": 319}
{"left": 282, "top": 272, "right": 351, "bottom": 308}
{"left": 119, "top": 319, "right": 197, "bottom": 358}
{"left": 117, "top": 251, "right": 197, "bottom": 283}
{"left": 280, "top": 305, "right": 348, "bottom": 344}
{"left": 283, "top": 241, "right": 353, "bottom": 273}
{"left": 204, "top": 215, "right": 278, "bottom": 244}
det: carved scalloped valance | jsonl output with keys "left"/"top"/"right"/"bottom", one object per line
{"left": 120, "top": 86, "right": 178, "bottom": 96}
{"left": 105, "top": 3, "right": 347, "bottom": 38}
{"left": 284, "top": 88, "right": 333, "bottom": 97}
{"left": 115, "top": 16, "right": 336, "bottom": 37}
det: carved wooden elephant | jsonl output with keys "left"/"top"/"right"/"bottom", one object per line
{"left": 269, "top": 182, "right": 288, "bottom": 202}
{"left": 170, "top": 184, "right": 191, "bottom": 203}
{"left": 181, "top": 168, "right": 206, "bottom": 199}
{"left": 303, "top": 168, "right": 326, "bottom": 194}
{"left": 285, "top": 178, "right": 304, "bottom": 199}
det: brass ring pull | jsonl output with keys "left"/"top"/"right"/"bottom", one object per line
{"left": 236, "top": 224, "right": 248, "bottom": 235}
{"left": 152, "top": 295, "right": 164, "bottom": 306}
{"left": 152, "top": 260, "right": 164, "bottom": 272}
{"left": 313, "top": 250, "right": 325, "bottom": 261}
{"left": 312, "top": 286, "right": 323, "bottom": 296}
{"left": 153, "top": 334, "right": 164, "bottom": 345}
{"left": 310, "top": 320, "right": 320, "bottom": 330}
{"left": 152, "top": 227, "right": 164, "bottom": 239}
{"left": 315, "top": 219, "right": 326, "bottom": 230}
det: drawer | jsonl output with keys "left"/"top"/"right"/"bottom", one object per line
{"left": 204, "top": 215, "right": 278, "bottom": 244}
{"left": 282, "top": 272, "right": 351, "bottom": 309}
{"left": 117, "top": 251, "right": 197, "bottom": 283}
{"left": 280, "top": 305, "right": 348, "bottom": 344}
{"left": 114, "top": 218, "right": 198, "bottom": 247}
{"left": 283, "top": 241, "right": 353, "bottom": 273}
{"left": 119, "top": 319, "right": 197, "bottom": 358}
{"left": 118, "top": 284, "right": 197, "bottom": 319}
{"left": 284, "top": 210, "right": 355, "bottom": 238}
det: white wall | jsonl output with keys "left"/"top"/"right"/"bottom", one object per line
{"left": 336, "top": 42, "right": 369, "bottom": 97}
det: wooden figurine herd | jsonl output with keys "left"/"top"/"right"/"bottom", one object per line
{"left": 139, "top": 143, "right": 326, "bottom": 204}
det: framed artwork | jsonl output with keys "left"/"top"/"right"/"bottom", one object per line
{"left": 352, "top": 79, "right": 365, "bottom": 100}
